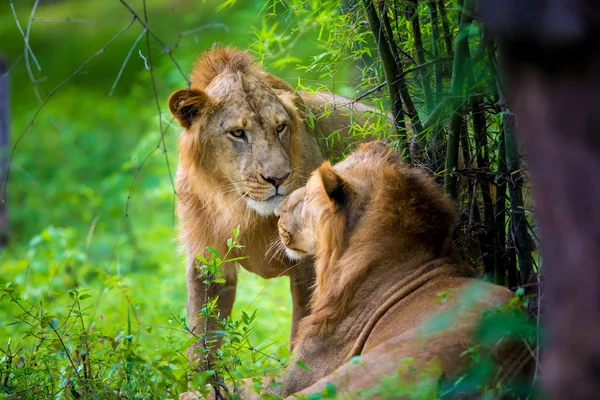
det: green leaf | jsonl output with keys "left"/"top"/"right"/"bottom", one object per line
{"left": 213, "top": 278, "right": 226, "bottom": 284}
{"left": 323, "top": 382, "right": 337, "bottom": 398}
{"left": 78, "top": 294, "right": 92, "bottom": 300}
{"left": 205, "top": 246, "right": 222, "bottom": 259}
{"left": 296, "top": 360, "right": 311, "bottom": 372}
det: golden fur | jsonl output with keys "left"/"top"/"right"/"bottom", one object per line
{"left": 219, "top": 141, "right": 531, "bottom": 398}
{"left": 168, "top": 46, "right": 391, "bottom": 364}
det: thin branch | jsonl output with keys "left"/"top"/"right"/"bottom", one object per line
{"left": 109, "top": 28, "right": 147, "bottom": 96}
{"left": 9, "top": 0, "right": 41, "bottom": 72}
{"left": 32, "top": 17, "right": 97, "bottom": 24}
{"left": 354, "top": 81, "right": 387, "bottom": 103}
{"left": 2, "top": 16, "right": 137, "bottom": 202}
{"left": 173, "top": 23, "right": 230, "bottom": 50}
{"left": 124, "top": 0, "right": 175, "bottom": 218}
{"left": 117, "top": 0, "right": 190, "bottom": 85}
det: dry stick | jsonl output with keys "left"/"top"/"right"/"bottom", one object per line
{"left": 361, "top": 0, "right": 409, "bottom": 161}
{"left": 443, "top": 0, "right": 475, "bottom": 200}
{"left": 406, "top": 0, "right": 434, "bottom": 112}
{"left": 2, "top": 16, "right": 137, "bottom": 203}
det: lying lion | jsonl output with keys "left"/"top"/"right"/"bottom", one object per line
{"left": 168, "top": 46, "right": 391, "bottom": 364}
{"left": 183, "top": 141, "right": 531, "bottom": 399}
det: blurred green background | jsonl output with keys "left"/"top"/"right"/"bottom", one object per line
{"left": 0, "top": 0, "right": 357, "bottom": 396}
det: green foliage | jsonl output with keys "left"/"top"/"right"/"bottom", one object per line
{"left": 1, "top": 0, "right": 539, "bottom": 398}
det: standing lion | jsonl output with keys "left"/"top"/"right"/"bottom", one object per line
{"left": 167, "top": 46, "right": 390, "bottom": 364}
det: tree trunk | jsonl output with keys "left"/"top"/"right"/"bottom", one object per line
{"left": 483, "top": 0, "right": 600, "bottom": 397}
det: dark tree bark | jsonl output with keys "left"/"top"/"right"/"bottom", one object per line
{"left": 0, "top": 56, "right": 9, "bottom": 247}
{"left": 483, "top": 0, "right": 600, "bottom": 398}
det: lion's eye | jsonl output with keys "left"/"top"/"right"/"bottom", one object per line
{"left": 230, "top": 129, "right": 245, "bottom": 139}
{"left": 276, "top": 124, "right": 287, "bottom": 133}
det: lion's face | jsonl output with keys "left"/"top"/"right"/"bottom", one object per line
{"left": 274, "top": 142, "right": 404, "bottom": 262}
{"left": 274, "top": 145, "right": 375, "bottom": 260}
{"left": 170, "top": 72, "right": 309, "bottom": 216}
{"left": 274, "top": 183, "right": 317, "bottom": 260}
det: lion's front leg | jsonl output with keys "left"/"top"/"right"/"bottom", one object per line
{"left": 186, "top": 253, "right": 238, "bottom": 366}
{"left": 288, "top": 259, "right": 316, "bottom": 347}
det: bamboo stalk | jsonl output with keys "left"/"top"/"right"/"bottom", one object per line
{"left": 362, "top": 0, "right": 409, "bottom": 162}
{"left": 406, "top": 0, "right": 433, "bottom": 112}
{"left": 502, "top": 110, "right": 534, "bottom": 284}
{"left": 494, "top": 124, "right": 507, "bottom": 286}
{"left": 437, "top": 0, "right": 453, "bottom": 56}
{"left": 443, "top": 0, "right": 475, "bottom": 199}
{"left": 428, "top": 0, "right": 443, "bottom": 106}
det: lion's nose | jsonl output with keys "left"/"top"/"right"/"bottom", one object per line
{"left": 261, "top": 173, "right": 290, "bottom": 189}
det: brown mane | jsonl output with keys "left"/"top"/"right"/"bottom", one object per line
{"left": 297, "top": 142, "right": 460, "bottom": 340}
{"left": 190, "top": 46, "right": 259, "bottom": 90}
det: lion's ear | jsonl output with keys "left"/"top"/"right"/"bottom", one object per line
{"left": 261, "top": 72, "right": 295, "bottom": 92}
{"left": 318, "top": 164, "right": 354, "bottom": 208}
{"left": 168, "top": 88, "right": 210, "bottom": 129}
{"left": 276, "top": 90, "right": 307, "bottom": 121}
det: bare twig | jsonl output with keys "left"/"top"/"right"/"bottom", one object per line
{"left": 109, "top": 29, "right": 146, "bottom": 96}
{"left": 9, "top": 0, "right": 41, "bottom": 72}
{"left": 2, "top": 16, "right": 137, "bottom": 202}
{"left": 117, "top": 0, "right": 190, "bottom": 85}
{"left": 173, "top": 23, "right": 230, "bottom": 50}
{"left": 123, "top": 0, "right": 175, "bottom": 218}
{"left": 32, "top": 17, "right": 97, "bottom": 24}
